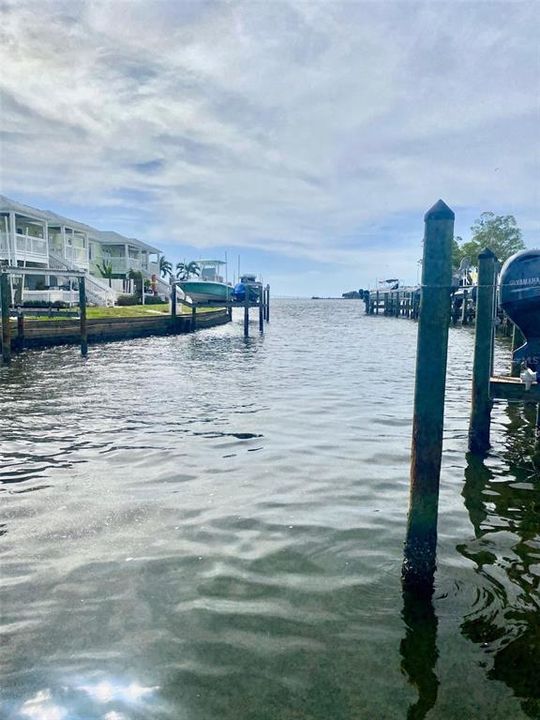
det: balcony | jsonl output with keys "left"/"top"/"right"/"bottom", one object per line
{"left": 0, "top": 231, "right": 48, "bottom": 264}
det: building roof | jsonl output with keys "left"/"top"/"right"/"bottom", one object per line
{"left": 0, "top": 194, "right": 161, "bottom": 254}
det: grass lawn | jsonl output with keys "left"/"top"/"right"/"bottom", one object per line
{"left": 18, "top": 303, "right": 222, "bottom": 321}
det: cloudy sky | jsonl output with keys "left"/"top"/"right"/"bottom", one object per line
{"left": 1, "top": 0, "right": 538, "bottom": 295}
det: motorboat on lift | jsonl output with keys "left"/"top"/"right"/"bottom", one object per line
{"left": 232, "top": 274, "right": 262, "bottom": 302}
{"left": 178, "top": 260, "right": 232, "bottom": 303}
{"left": 500, "top": 248, "right": 540, "bottom": 364}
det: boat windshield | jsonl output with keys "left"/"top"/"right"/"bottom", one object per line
{"left": 197, "top": 260, "right": 226, "bottom": 283}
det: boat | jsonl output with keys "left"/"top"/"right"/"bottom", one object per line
{"left": 178, "top": 260, "right": 232, "bottom": 303}
{"left": 232, "top": 274, "right": 262, "bottom": 302}
{"left": 500, "top": 249, "right": 540, "bottom": 363}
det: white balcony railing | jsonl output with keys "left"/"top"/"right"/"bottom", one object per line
{"left": 0, "top": 231, "right": 48, "bottom": 262}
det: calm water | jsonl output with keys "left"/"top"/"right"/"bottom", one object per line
{"left": 1, "top": 300, "right": 539, "bottom": 720}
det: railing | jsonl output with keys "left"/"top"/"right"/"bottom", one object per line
{"left": 0, "top": 231, "right": 48, "bottom": 261}
{"left": 15, "top": 233, "right": 48, "bottom": 257}
{"left": 49, "top": 253, "right": 117, "bottom": 306}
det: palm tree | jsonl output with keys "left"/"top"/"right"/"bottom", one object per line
{"left": 96, "top": 260, "right": 114, "bottom": 288}
{"left": 159, "top": 256, "right": 173, "bottom": 279}
{"left": 176, "top": 261, "right": 201, "bottom": 281}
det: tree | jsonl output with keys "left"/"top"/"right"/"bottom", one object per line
{"left": 176, "top": 261, "right": 200, "bottom": 280}
{"left": 96, "top": 260, "right": 114, "bottom": 287}
{"left": 456, "top": 213, "right": 524, "bottom": 266}
{"left": 159, "top": 256, "right": 172, "bottom": 279}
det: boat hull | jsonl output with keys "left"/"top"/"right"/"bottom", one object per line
{"left": 500, "top": 249, "right": 540, "bottom": 362}
{"left": 179, "top": 281, "right": 231, "bottom": 304}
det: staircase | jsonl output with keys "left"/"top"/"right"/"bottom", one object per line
{"left": 49, "top": 253, "right": 117, "bottom": 306}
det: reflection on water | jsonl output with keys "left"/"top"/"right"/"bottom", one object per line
{"left": 458, "top": 404, "right": 540, "bottom": 720}
{"left": 1, "top": 301, "right": 539, "bottom": 719}
{"left": 14, "top": 679, "right": 159, "bottom": 720}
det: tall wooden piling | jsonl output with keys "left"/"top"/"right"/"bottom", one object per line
{"left": 191, "top": 306, "right": 197, "bottom": 332}
{"left": 259, "top": 288, "right": 264, "bottom": 333}
{"left": 244, "top": 287, "right": 250, "bottom": 337}
{"left": 265, "top": 284, "right": 270, "bottom": 322}
{"left": 79, "top": 276, "right": 88, "bottom": 356}
{"left": 1, "top": 273, "right": 11, "bottom": 364}
{"left": 468, "top": 249, "right": 498, "bottom": 454}
{"left": 170, "top": 283, "right": 177, "bottom": 320}
{"left": 17, "top": 311, "right": 24, "bottom": 352}
{"left": 403, "top": 200, "right": 454, "bottom": 591}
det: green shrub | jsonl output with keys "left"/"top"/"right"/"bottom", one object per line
{"left": 144, "top": 296, "right": 167, "bottom": 305}
{"left": 117, "top": 294, "right": 139, "bottom": 306}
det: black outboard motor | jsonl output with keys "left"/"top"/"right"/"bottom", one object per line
{"left": 499, "top": 249, "right": 540, "bottom": 363}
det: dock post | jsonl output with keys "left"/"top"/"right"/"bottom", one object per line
{"left": 510, "top": 324, "right": 525, "bottom": 377}
{"left": 265, "top": 284, "right": 270, "bottom": 322}
{"left": 79, "top": 275, "right": 88, "bottom": 356}
{"left": 16, "top": 310, "right": 24, "bottom": 352}
{"left": 375, "top": 290, "right": 380, "bottom": 315}
{"left": 191, "top": 305, "right": 197, "bottom": 332}
{"left": 1, "top": 273, "right": 11, "bottom": 364}
{"left": 403, "top": 200, "right": 454, "bottom": 592}
{"left": 170, "top": 282, "right": 177, "bottom": 321}
{"left": 468, "top": 249, "right": 498, "bottom": 454}
{"left": 259, "top": 289, "right": 264, "bottom": 333}
{"left": 244, "top": 288, "right": 249, "bottom": 337}
{"left": 363, "top": 291, "right": 370, "bottom": 314}
{"left": 461, "top": 289, "right": 469, "bottom": 325}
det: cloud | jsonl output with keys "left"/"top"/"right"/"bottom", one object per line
{"left": 0, "top": 0, "right": 538, "bottom": 288}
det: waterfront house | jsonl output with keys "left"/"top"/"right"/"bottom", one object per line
{"left": 0, "top": 195, "right": 167, "bottom": 304}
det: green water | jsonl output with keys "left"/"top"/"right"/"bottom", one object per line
{"left": 1, "top": 300, "right": 538, "bottom": 719}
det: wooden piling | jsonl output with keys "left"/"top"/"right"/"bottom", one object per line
{"left": 265, "top": 284, "right": 270, "bottom": 322}
{"left": 259, "top": 288, "right": 264, "bottom": 333}
{"left": 1, "top": 273, "right": 11, "bottom": 364}
{"left": 79, "top": 276, "right": 88, "bottom": 356}
{"left": 170, "top": 283, "right": 177, "bottom": 320}
{"left": 191, "top": 306, "right": 197, "bottom": 332}
{"left": 403, "top": 200, "right": 454, "bottom": 591}
{"left": 244, "top": 287, "right": 250, "bottom": 337}
{"left": 375, "top": 290, "right": 380, "bottom": 315}
{"left": 468, "top": 249, "right": 498, "bottom": 454}
{"left": 461, "top": 289, "right": 469, "bottom": 325}
{"left": 16, "top": 311, "right": 24, "bottom": 352}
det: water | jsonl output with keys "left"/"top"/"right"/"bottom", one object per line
{"left": 1, "top": 300, "right": 539, "bottom": 720}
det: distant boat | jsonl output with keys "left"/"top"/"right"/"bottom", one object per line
{"left": 179, "top": 260, "right": 232, "bottom": 304}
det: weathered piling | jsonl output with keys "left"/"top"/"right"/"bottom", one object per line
{"left": 468, "top": 249, "right": 498, "bottom": 454}
{"left": 170, "top": 283, "right": 177, "bottom": 320}
{"left": 191, "top": 306, "right": 197, "bottom": 332}
{"left": 259, "top": 289, "right": 264, "bottom": 333}
{"left": 265, "top": 284, "right": 270, "bottom": 322}
{"left": 1, "top": 273, "right": 11, "bottom": 364}
{"left": 403, "top": 200, "right": 454, "bottom": 592}
{"left": 16, "top": 311, "right": 24, "bottom": 352}
{"left": 244, "top": 287, "right": 250, "bottom": 337}
{"left": 79, "top": 276, "right": 88, "bottom": 356}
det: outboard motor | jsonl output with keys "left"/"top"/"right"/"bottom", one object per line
{"left": 499, "top": 249, "right": 540, "bottom": 363}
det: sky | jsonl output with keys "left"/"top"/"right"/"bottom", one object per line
{"left": 1, "top": 0, "right": 539, "bottom": 296}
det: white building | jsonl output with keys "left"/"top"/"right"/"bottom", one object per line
{"left": 0, "top": 196, "right": 169, "bottom": 305}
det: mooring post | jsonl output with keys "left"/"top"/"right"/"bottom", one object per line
{"left": 403, "top": 200, "right": 454, "bottom": 592}
{"left": 1, "top": 273, "right": 11, "bottom": 364}
{"left": 79, "top": 275, "right": 88, "bottom": 356}
{"left": 259, "top": 288, "right": 264, "bottom": 333}
{"left": 468, "top": 249, "right": 498, "bottom": 454}
{"left": 375, "top": 290, "right": 380, "bottom": 315}
{"left": 265, "top": 284, "right": 270, "bottom": 322}
{"left": 191, "top": 305, "right": 197, "bottom": 332}
{"left": 244, "top": 287, "right": 250, "bottom": 337}
{"left": 510, "top": 324, "right": 525, "bottom": 377}
{"left": 16, "top": 310, "right": 24, "bottom": 352}
{"left": 170, "top": 282, "right": 177, "bottom": 321}
{"left": 461, "top": 289, "right": 469, "bottom": 325}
